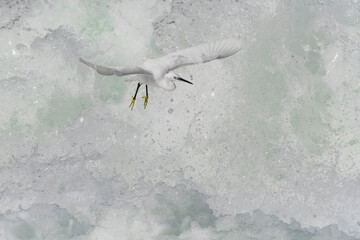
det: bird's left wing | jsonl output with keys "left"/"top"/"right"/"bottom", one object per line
{"left": 79, "top": 58, "right": 150, "bottom": 77}
{"left": 149, "top": 38, "right": 242, "bottom": 72}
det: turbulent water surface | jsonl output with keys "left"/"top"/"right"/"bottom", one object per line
{"left": 1, "top": 0, "right": 360, "bottom": 239}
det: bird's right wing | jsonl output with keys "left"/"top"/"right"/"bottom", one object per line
{"left": 150, "top": 38, "right": 242, "bottom": 72}
{"left": 79, "top": 58, "right": 150, "bottom": 77}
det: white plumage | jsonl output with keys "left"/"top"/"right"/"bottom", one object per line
{"left": 79, "top": 38, "right": 242, "bottom": 109}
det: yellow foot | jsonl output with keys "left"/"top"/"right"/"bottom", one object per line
{"left": 142, "top": 96, "right": 148, "bottom": 109}
{"left": 129, "top": 97, "right": 136, "bottom": 110}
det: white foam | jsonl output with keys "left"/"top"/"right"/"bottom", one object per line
{"left": 1, "top": 0, "right": 360, "bottom": 238}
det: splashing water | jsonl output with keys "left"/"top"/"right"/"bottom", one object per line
{"left": 0, "top": 0, "right": 360, "bottom": 239}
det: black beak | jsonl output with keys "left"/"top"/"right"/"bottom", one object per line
{"left": 177, "top": 77, "right": 193, "bottom": 85}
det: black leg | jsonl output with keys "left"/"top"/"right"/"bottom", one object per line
{"left": 134, "top": 83, "right": 141, "bottom": 99}
{"left": 142, "top": 85, "right": 149, "bottom": 109}
{"left": 129, "top": 83, "right": 141, "bottom": 110}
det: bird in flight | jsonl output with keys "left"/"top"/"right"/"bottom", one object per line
{"left": 79, "top": 38, "right": 242, "bottom": 110}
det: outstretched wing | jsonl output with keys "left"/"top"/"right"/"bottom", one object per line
{"left": 79, "top": 58, "right": 150, "bottom": 77}
{"left": 146, "top": 38, "right": 242, "bottom": 73}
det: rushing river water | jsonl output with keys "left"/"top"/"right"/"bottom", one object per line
{"left": 0, "top": 0, "right": 360, "bottom": 239}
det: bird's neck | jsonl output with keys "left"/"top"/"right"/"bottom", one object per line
{"left": 159, "top": 79, "right": 176, "bottom": 91}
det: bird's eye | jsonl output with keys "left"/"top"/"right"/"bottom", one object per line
{"left": 173, "top": 76, "right": 176, "bottom": 79}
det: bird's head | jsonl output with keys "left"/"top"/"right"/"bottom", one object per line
{"left": 166, "top": 72, "right": 193, "bottom": 84}
{"left": 159, "top": 72, "right": 193, "bottom": 91}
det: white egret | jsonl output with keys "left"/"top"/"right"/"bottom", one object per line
{"left": 79, "top": 38, "right": 242, "bottom": 110}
